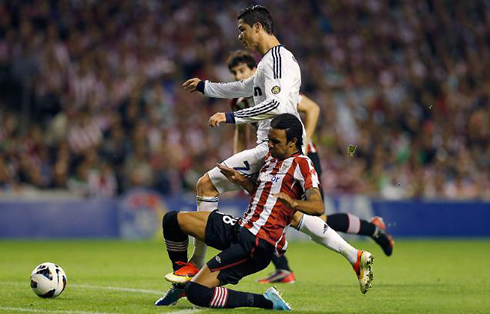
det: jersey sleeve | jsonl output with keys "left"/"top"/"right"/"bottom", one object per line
{"left": 232, "top": 47, "right": 296, "bottom": 124}
{"left": 204, "top": 76, "right": 254, "bottom": 99}
{"left": 293, "top": 156, "right": 320, "bottom": 192}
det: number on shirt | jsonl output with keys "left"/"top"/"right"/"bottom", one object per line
{"left": 216, "top": 212, "right": 237, "bottom": 225}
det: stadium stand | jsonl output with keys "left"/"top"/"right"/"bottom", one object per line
{"left": 0, "top": 0, "right": 488, "bottom": 199}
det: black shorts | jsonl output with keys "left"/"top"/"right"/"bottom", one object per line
{"left": 308, "top": 151, "right": 324, "bottom": 200}
{"left": 307, "top": 151, "right": 323, "bottom": 178}
{"left": 205, "top": 211, "right": 274, "bottom": 285}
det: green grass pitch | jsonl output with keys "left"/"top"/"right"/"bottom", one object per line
{"left": 1, "top": 239, "right": 489, "bottom": 313}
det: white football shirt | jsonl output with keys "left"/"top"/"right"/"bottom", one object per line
{"left": 203, "top": 45, "right": 303, "bottom": 144}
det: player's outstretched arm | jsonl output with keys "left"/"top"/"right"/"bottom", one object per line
{"left": 183, "top": 76, "right": 255, "bottom": 98}
{"left": 297, "top": 95, "right": 320, "bottom": 147}
{"left": 274, "top": 188, "right": 324, "bottom": 216}
{"left": 217, "top": 163, "right": 256, "bottom": 194}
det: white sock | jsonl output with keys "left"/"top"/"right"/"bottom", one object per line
{"left": 299, "top": 214, "right": 358, "bottom": 264}
{"left": 189, "top": 196, "right": 218, "bottom": 268}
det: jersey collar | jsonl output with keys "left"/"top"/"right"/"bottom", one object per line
{"left": 263, "top": 44, "right": 283, "bottom": 57}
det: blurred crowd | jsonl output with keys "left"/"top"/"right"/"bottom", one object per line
{"left": 0, "top": 0, "right": 488, "bottom": 199}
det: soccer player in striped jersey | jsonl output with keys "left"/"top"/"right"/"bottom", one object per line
{"left": 156, "top": 114, "right": 373, "bottom": 309}
{"left": 177, "top": 4, "right": 378, "bottom": 290}
{"left": 226, "top": 50, "right": 394, "bottom": 284}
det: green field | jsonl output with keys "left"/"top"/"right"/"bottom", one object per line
{"left": 1, "top": 239, "right": 489, "bottom": 313}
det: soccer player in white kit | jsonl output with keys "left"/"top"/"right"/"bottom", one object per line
{"left": 175, "top": 4, "right": 374, "bottom": 294}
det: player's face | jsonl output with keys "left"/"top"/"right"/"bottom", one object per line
{"left": 268, "top": 128, "right": 297, "bottom": 160}
{"left": 230, "top": 63, "right": 256, "bottom": 81}
{"left": 237, "top": 19, "right": 257, "bottom": 50}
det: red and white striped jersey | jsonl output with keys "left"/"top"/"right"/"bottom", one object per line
{"left": 239, "top": 152, "right": 321, "bottom": 252}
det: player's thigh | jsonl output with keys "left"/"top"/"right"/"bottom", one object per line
{"left": 208, "top": 142, "right": 268, "bottom": 194}
{"left": 177, "top": 211, "right": 211, "bottom": 240}
{"left": 204, "top": 210, "right": 240, "bottom": 251}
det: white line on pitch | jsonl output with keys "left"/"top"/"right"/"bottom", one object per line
{"left": 70, "top": 284, "right": 163, "bottom": 295}
{"left": 0, "top": 281, "right": 163, "bottom": 295}
{"left": 0, "top": 307, "right": 113, "bottom": 314}
{"left": 167, "top": 310, "right": 203, "bottom": 314}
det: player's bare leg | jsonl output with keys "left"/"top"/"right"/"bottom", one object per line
{"left": 190, "top": 173, "right": 220, "bottom": 268}
{"left": 292, "top": 212, "right": 374, "bottom": 294}
{"left": 178, "top": 211, "right": 210, "bottom": 240}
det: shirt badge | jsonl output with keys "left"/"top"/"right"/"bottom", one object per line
{"left": 271, "top": 86, "right": 281, "bottom": 94}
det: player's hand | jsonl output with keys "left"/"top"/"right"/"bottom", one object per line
{"left": 209, "top": 112, "right": 226, "bottom": 127}
{"left": 182, "top": 78, "right": 201, "bottom": 92}
{"left": 217, "top": 163, "right": 245, "bottom": 185}
{"left": 274, "top": 192, "right": 296, "bottom": 209}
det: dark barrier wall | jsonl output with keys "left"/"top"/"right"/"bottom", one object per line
{"left": 0, "top": 194, "right": 489, "bottom": 238}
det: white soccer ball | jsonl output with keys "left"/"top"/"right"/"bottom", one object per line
{"left": 30, "top": 262, "right": 67, "bottom": 298}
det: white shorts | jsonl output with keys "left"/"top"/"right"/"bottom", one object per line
{"left": 208, "top": 141, "right": 269, "bottom": 194}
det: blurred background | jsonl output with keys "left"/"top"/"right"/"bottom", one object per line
{"left": 0, "top": 0, "right": 489, "bottom": 239}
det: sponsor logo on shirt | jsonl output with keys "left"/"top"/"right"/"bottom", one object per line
{"left": 259, "top": 173, "right": 280, "bottom": 184}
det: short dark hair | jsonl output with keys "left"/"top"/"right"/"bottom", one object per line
{"left": 270, "top": 114, "right": 303, "bottom": 151}
{"left": 237, "top": 5, "right": 274, "bottom": 35}
{"left": 227, "top": 50, "right": 257, "bottom": 71}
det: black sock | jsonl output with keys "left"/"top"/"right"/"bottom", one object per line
{"left": 359, "top": 219, "right": 376, "bottom": 236}
{"left": 327, "top": 213, "right": 376, "bottom": 237}
{"left": 162, "top": 211, "right": 188, "bottom": 271}
{"left": 185, "top": 282, "right": 273, "bottom": 309}
{"left": 271, "top": 254, "right": 291, "bottom": 272}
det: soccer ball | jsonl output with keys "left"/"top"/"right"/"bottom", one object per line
{"left": 30, "top": 262, "right": 67, "bottom": 298}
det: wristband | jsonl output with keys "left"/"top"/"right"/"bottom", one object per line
{"left": 225, "top": 112, "right": 236, "bottom": 123}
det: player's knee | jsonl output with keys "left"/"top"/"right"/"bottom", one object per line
{"left": 162, "top": 211, "right": 187, "bottom": 241}
{"left": 196, "top": 174, "right": 210, "bottom": 190}
{"left": 185, "top": 282, "right": 213, "bottom": 307}
{"left": 162, "top": 211, "right": 179, "bottom": 231}
{"left": 197, "top": 173, "right": 218, "bottom": 196}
